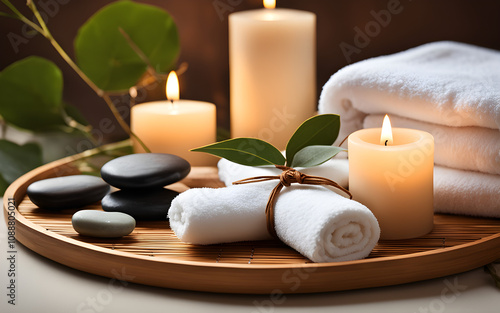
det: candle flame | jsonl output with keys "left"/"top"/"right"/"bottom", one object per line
{"left": 129, "top": 86, "right": 137, "bottom": 99}
{"left": 263, "top": 0, "right": 275, "bottom": 9}
{"left": 380, "top": 114, "right": 394, "bottom": 146}
{"left": 166, "top": 71, "right": 179, "bottom": 101}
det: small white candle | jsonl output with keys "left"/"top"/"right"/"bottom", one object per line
{"left": 348, "top": 115, "right": 434, "bottom": 240}
{"left": 229, "top": 0, "right": 316, "bottom": 150}
{"left": 131, "top": 71, "right": 217, "bottom": 166}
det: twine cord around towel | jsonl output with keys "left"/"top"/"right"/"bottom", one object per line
{"left": 233, "top": 165, "right": 352, "bottom": 237}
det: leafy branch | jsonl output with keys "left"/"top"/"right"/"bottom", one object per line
{"left": 1, "top": 0, "right": 156, "bottom": 152}
{"left": 192, "top": 114, "right": 345, "bottom": 168}
{"left": 0, "top": 0, "right": 180, "bottom": 193}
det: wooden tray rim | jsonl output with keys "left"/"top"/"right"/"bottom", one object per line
{"left": 3, "top": 147, "right": 500, "bottom": 293}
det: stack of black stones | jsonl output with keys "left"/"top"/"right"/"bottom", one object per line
{"left": 26, "top": 153, "right": 190, "bottom": 238}
{"left": 100, "top": 153, "right": 190, "bottom": 220}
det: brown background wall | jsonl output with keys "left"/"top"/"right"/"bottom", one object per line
{"left": 2, "top": 0, "right": 500, "bottom": 142}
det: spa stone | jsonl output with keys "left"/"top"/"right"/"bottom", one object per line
{"left": 27, "top": 175, "right": 110, "bottom": 210}
{"left": 102, "top": 188, "right": 179, "bottom": 220}
{"left": 100, "top": 153, "right": 191, "bottom": 189}
{"left": 72, "top": 210, "right": 136, "bottom": 238}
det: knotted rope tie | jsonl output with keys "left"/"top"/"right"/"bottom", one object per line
{"left": 233, "top": 165, "right": 352, "bottom": 238}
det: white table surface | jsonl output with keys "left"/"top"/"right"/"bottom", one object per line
{"left": 1, "top": 197, "right": 499, "bottom": 313}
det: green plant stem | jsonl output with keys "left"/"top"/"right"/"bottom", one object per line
{"left": 101, "top": 93, "right": 150, "bottom": 152}
{"left": 119, "top": 27, "right": 161, "bottom": 81}
{"left": 0, "top": 115, "right": 6, "bottom": 139}
{"left": 2, "top": 0, "right": 151, "bottom": 153}
{"left": 59, "top": 108, "right": 99, "bottom": 147}
{"left": 0, "top": 11, "right": 17, "bottom": 19}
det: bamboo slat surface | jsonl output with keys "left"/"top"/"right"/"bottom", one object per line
{"left": 17, "top": 196, "right": 500, "bottom": 264}
{"left": 3, "top": 148, "right": 500, "bottom": 294}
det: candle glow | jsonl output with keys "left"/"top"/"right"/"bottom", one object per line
{"left": 263, "top": 0, "right": 276, "bottom": 9}
{"left": 380, "top": 114, "right": 394, "bottom": 146}
{"left": 131, "top": 70, "right": 217, "bottom": 165}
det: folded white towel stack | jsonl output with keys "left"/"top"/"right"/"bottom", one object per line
{"left": 363, "top": 114, "right": 500, "bottom": 175}
{"left": 169, "top": 160, "right": 380, "bottom": 263}
{"left": 434, "top": 166, "right": 500, "bottom": 217}
{"left": 319, "top": 41, "right": 500, "bottom": 217}
{"left": 319, "top": 41, "right": 500, "bottom": 139}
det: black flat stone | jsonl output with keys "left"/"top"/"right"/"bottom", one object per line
{"left": 101, "top": 188, "right": 179, "bottom": 220}
{"left": 27, "top": 175, "right": 110, "bottom": 210}
{"left": 100, "top": 153, "right": 190, "bottom": 189}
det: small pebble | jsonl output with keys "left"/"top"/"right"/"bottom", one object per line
{"left": 100, "top": 153, "right": 191, "bottom": 189}
{"left": 27, "top": 175, "right": 110, "bottom": 210}
{"left": 72, "top": 210, "right": 135, "bottom": 238}
{"left": 102, "top": 188, "right": 179, "bottom": 220}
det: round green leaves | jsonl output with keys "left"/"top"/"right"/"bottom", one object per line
{"left": 0, "top": 56, "right": 65, "bottom": 131}
{"left": 74, "top": 0, "right": 180, "bottom": 91}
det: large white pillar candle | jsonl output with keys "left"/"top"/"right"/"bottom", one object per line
{"left": 229, "top": 0, "right": 316, "bottom": 150}
{"left": 348, "top": 115, "right": 434, "bottom": 240}
{"left": 131, "top": 72, "right": 217, "bottom": 166}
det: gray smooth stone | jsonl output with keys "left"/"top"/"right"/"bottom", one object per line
{"left": 100, "top": 153, "right": 191, "bottom": 189}
{"left": 72, "top": 210, "right": 136, "bottom": 238}
{"left": 27, "top": 175, "right": 110, "bottom": 210}
{"left": 102, "top": 188, "right": 179, "bottom": 220}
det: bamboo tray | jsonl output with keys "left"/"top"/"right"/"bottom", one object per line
{"left": 3, "top": 148, "right": 500, "bottom": 294}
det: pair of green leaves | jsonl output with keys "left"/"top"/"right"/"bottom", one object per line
{"left": 192, "top": 114, "right": 344, "bottom": 168}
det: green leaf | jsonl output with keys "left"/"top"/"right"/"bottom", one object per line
{"left": 75, "top": 0, "right": 180, "bottom": 91}
{"left": 0, "top": 11, "right": 18, "bottom": 19}
{"left": 285, "top": 114, "right": 341, "bottom": 167}
{"left": 0, "top": 140, "right": 43, "bottom": 187}
{"left": 191, "top": 138, "right": 285, "bottom": 166}
{"left": 291, "top": 145, "right": 345, "bottom": 168}
{"left": 64, "top": 103, "right": 89, "bottom": 127}
{"left": 0, "top": 173, "right": 9, "bottom": 195}
{"left": 0, "top": 56, "right": 66, "bottom": 131}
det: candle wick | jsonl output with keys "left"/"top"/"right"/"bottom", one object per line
{"left": 169, "top": 99, "right": 174, "bottom": 110}
{"left": 385, "top": 140, "right": 388, "bottom": 146}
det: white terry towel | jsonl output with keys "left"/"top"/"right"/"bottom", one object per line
{"left": 216, "top": 158, "right": 500, "bottom": 219}
{"left": 364, "top": 114, "right": 500, "bottom": 175}
{"left": 434, "top": 166, "right": 500, "bottom": 218}
{"left": 168, "top": 181, "right": 380, "bottom": 263}
{"left": 318, "top": 41, "right": 500, "bottom": 145}
{"left": 218, "top": 157, "right": 349, "bottom": 188}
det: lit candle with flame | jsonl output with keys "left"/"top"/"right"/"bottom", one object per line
{"left": 348, "top": 116, "right": 434, "bottom": 239}
{"left": 131, "top": 71, "right": 217, "bottom": 166}
{"left": 229, "top": 0, "right": 316, "bottom": 150}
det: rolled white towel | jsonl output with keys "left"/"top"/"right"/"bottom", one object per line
{"left": 364, "top": 114, "right": 500, "bottom": 175}
{"left": 434, "top": 166, "right": 500, "bottom": 218}
{"left": 168, "top": 181, "right": 380, "bottom": 263}
{"left": 218, "top": 157, "right": 349, "bottom": 188}
{"left": 318, "top": 41, "right": 500, "bottom": 145}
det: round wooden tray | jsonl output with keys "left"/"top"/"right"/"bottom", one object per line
{"left": 3, "top": 147, "right": 500, "bottom": 294}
